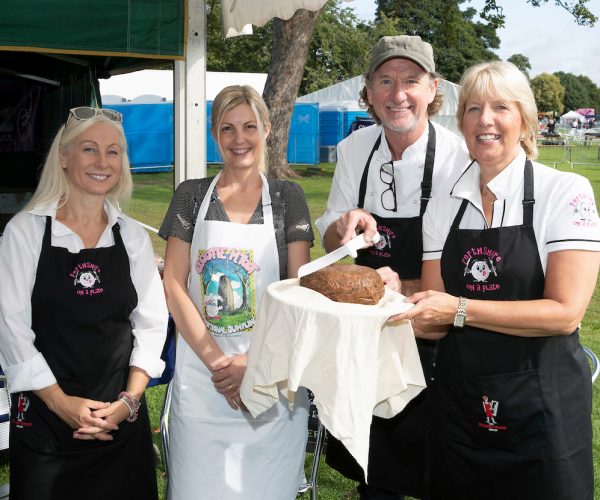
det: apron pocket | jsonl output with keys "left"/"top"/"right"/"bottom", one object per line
{"left": 470, "top": 368, "right": 548, "bottom": 458}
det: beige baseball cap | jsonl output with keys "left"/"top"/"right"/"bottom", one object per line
{"left": 368, "top": 35, "right": 435, "bottom": 74}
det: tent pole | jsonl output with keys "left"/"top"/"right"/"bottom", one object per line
{"left": 174, "top": 0, "right": 207, "bottom": 188}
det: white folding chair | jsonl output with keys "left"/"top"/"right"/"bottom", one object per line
{"left": 583, "top": 346, "right": 600, "bottom": 383}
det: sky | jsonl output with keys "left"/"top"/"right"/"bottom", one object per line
{"left": 349, "top": 0, "right": 600, "bottom": 86}
{"left": 100, "top": 0, "right": 600, "bottom": 100}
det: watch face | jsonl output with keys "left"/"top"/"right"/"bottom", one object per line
{"left": 454, "top": 314, "right": 466, "bottom": 328}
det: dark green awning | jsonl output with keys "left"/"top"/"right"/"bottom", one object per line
{"left": 0, "top": 0, "right": 186, "bottom": 64}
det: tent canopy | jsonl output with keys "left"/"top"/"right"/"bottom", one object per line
{"left": 0, "top": 0, "right": 185, "bottom": 73}
{"left": 298, "top": 75, "right": 462, "bottom": 135}
{"left": 561, "top": 110, "right": 586, "bottom": 121}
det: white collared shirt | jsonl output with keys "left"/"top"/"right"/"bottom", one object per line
{"left": 315, "top": 122, "right": 471, "bottom": 240}
{"left": 0, "top": 200, "right": 168, "bottom": 392}
{"left": 423, "top": 149, "right": 600, "bottom": 273}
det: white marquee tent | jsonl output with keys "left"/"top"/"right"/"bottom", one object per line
{"left": 297, "top": 75, "right": 462, "bottom": 135}
{"left": 100, "top": 70, "right": 268, "bottom": 103}
{"left": 560, "top": 110, "right": 586, "bottom": 125}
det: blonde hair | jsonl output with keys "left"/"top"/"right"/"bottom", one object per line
{"left": 359, "top": 71, "right": 444, "bottom": 124}
{"left": 210, "top": 85, "right": 270, "bottom": 172}
{"left": 457, "top": 61, "right": 539, "bottom": 159}
{"left": 25, "top": 114, "right": 132, "bottom": 211}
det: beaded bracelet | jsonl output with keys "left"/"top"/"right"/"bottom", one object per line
{"left": 118, "top": 391, "right": 141, "bottom": 422}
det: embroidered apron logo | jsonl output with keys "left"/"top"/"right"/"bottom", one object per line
{"left": 462, "top": 246, "right": 502, "bottom": 292}
{"left": 70, "top": 262, "right": 104, "bottom": 296}
{"left": 478, "top": 395, "right": 507, "bottom": 432}
{"left": 13, "top": 393, "right": 32, "bottom": 428}
{"left": 570, "top": 194, "right": 598, "bottom": 228}
{"left": 195, "top": 247, "right": 259, "bottom": 336}
{"left": 369, "top": 225, "right": 396, "bottom": 258}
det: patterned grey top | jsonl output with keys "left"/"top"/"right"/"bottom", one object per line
{"left": 159, "top": 177, "right": 314, "bottom": 279}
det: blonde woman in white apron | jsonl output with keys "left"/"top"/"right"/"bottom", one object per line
{"left": 160, "top": 85, "right": 313, "bottom": 499}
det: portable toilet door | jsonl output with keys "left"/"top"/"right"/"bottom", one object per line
{"left": 109, "top": 101, "right": 174, "bottom": 171}
{"left": 206, "top": 101, "right": 222, "bottom": 164}
{"left": 288, "top": 103, "right": 319, "bottom": 165}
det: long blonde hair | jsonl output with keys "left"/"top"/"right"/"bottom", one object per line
{"left": 210, "top": 85, "right": 271, "bottom": 172}
{"left": 456, "top": 61, "right": 539, "bottom": 159}
{"left": 25, "top": 114, "right": 132, "bottom": 211}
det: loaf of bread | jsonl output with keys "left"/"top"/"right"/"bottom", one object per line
{"left": 299, "top": 263, "right": 385, "bottom": 305}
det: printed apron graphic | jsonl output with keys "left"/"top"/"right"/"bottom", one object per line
{"left": 477, "top": 395, "right": 507, "bottom": 432}
{"left": 70, "top": 262, "right": 104, "bottom": 296}
{"left": 462, "top": 246, "right": 502, "bottom": 293}
{"left": 195, "top": 247, "right": 259, "bottom": 336}
{"left": 12, "top": 393, "right": 32, "bottom": 428}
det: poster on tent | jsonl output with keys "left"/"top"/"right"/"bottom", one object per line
{"left": 0, "top": 82, "right": 42, "bottom": 153}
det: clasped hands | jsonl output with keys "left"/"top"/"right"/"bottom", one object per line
{"left": 42, "top": 390, "right": 129, "bottom": 442}
{"left": 210, "top": 353, "right": 248, "bottom": 411}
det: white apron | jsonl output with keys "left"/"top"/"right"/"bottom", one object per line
{"left": 168, "top": 173, "right": 309, "bottom": 500}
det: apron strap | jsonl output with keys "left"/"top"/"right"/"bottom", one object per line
{"left": 357, "top": 122, "right": 436, "bottom": 213}
{"left": 357, "top": 135, "right": 382, "bottom": 209}
{"left": 522, "top": 160, "right": 535, "bottom": 226}
{"left": 43, "top": 216, "right": 52, "bottom": 248}
{"left": 451, "top": 158, "right": 535, "bottom": 230}
{"left": 451, "top": 199, "right": 470, "bottom": 230}
{"left": 419, "top": 121, "right": 436, "bottom": 216}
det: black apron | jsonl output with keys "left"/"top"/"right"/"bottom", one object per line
{"left": 326, "top": 123, "right": 437, "bottom": 497}
{"left": 9, "top": 217, "right": 158, "bottom": 500}
{"left": 432, "top": 160, "right": 593, "bottom": 499}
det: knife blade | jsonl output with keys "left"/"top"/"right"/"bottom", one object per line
{"left": 297, "top": 232, "right": 380, "bottom": 278}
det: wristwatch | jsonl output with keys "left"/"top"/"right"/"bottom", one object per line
{"left": 453, "top": 296, "right": 467, "bottom": 329}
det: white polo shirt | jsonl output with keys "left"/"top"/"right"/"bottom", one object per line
{"left": 315, "top": 121, "right": 470, "bottom": 239}
{"left": 0, "top": 201, "right": 168, "bottom": 392}
{"left": 423, "top": 149, "right": 600, "bottom": 274}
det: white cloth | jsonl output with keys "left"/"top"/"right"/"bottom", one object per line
{"left": 315, "top": 122, "right": 470, "bottom": 239}
{"left": 423, "top": 150, "right": 600, "bottom": 271}
{"left": 168, "top": 173, "right": 308, "bottom": 500}
{"left": 0, "top": 201, "right": 168, "bottom": 392}
{"left": 221, "top": 0, "right": 328, "bottom": 37}
{"left": 240, "top": 279, "right": 426, "bottom": 481}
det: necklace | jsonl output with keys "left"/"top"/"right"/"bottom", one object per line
{"left": 480, "top": 182, "right": 496, "bottom": 205}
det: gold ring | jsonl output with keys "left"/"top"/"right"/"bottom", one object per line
{"left": 228, "top": 384, "right": 233, "bottom": 390}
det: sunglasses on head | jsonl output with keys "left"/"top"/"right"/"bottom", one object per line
{"left": 66, "top": 107, "right": 122, "bottom": 126}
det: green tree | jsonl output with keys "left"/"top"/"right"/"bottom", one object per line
{"left": 375, "top": 0, "right": 500, "bottom": 82}
{"left": 206, "top": 2, "right": 271, "bottom": 73}
{"left": 508, "top": 53, "right": 532, "bottom": 79}
{"left": 577, "top": 75, "right": 600, "bottom": 112}
{"left": 530, "top": 73, "right": 565, "bottom": 114}
{"left": 301, "top": 2, "right": 373, "bottom": 94}
{"left": 554, "top": 71, "right": 593, "bottom": 111}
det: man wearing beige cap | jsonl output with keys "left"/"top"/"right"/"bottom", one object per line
{"left": 316, "top": 35, "right": 469, "bottom": 499}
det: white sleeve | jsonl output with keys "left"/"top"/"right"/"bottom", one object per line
{"left": 123, "top": 222, "right": 168, "bottom": 379}
{"left": 315, "top": 138, "right": 361, "bottom": 241}
{"left": 545, "top": 173, "right": 600, "bottom": 253}
{"left": 422, "top": 198, "right": 450, "bottom": 261}
{"left": 0, "top": 215, "right": 57, "bottom": 392}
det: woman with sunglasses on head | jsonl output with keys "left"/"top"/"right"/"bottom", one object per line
{"left": 0, "top": 107, "right": 168, "bottom": 499}
{"left": 393, "top": 61, "right": 600, "bottom": 499}
{"left": 159, "top": 85, "right": 313, "bottom": 499}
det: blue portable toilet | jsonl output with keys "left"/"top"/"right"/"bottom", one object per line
{"left": 288, "top": 103, "right": 319, "bottom": 165}
{"left": 206, "top": 101, "right": 222, "bottom": 164}
{"left": 319, "top": 103, "right": 345, "bottom": 147}
{"left": 109, "top": 100, "right": 174, "bottom": 171}
{"left": 343, "top": 101, "right": 370, "bottom": 138}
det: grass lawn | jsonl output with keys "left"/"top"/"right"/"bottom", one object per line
{"left": 2, "top": 143, "right": 599, "bottom": 498}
